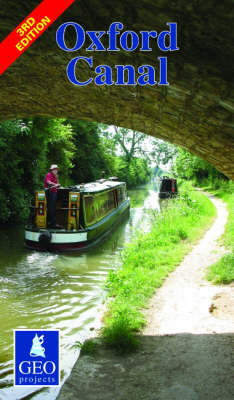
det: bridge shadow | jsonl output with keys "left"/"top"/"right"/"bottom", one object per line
{"left": 58, "top": 332, "right": 234, "bottom": 400}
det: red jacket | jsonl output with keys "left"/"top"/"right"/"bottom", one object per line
{"left": 44, "top": 172, "right": 58, "bottom": 193}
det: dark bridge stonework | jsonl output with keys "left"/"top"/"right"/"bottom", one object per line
{"left": 0, "top": 0, "right": 233, "bottom": 178}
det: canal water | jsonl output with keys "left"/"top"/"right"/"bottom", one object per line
{"left": 0, "top": 184, "right": 160, "bottom": 400}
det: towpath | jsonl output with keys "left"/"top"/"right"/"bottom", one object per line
{"left": 58, "top": 192, "right": 234, "bottom": 400}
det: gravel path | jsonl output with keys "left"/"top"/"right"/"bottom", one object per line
{"left": 144, "top": 192, "right": 234, "bottom": 336}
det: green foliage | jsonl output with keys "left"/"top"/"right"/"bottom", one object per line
{"left": 101, "top": 314, "right": 140, "bottom": 353}
{"left": 75, "top": 339, "right": 98, "bottom": 355}
{"left": 102, "top": 125, "right": 175, "bottom": 166}
{"left": 207, "top": 253, "right": 234, "bottom": 284}
{"left": 112, "top": 156, "right": 151, "bottom": 188}
{"left": 101, "top": 125, "right": 175, "bottom": 186}
{"left": 174, "top": 149, "right": 234, "bottom": 285}
{"left": 203, "top": 180, "right": 234, "bottom": 284}
{"left": 70, "top": 120, "right": 113, "bottom": 183}
{"left": 212, "top": 185, "right": 234, "bottom": 251}
{"left": 101, "top": 185, "right": 216, "bottom": 351}
{"left": 0, "top": 118, "right": 74, "bottom": 223}
{"left": 72, "top": 121, "right": 148, "bottom": 185}
{"left": 173, "top": 148, "right": 227, "bottom": 183}
{"left": 46, "top": 119, "right": 74, "bottom": 184}
{"left": 0, "top": 119, "right": 33, "bottom": 222}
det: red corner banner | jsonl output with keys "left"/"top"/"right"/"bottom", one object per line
{"left": 0, "top": 0, "right": 75, "bottom": 75}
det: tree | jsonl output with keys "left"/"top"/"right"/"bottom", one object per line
{"left": 69, "top": 120, "right": 114, "bottom": 183}
{"left": 99, "top": 126, "right": 154, "bottom": 186}
{"left": 150, "top": 139, "right": 176, "bottom": 168}
{"left": 100, "top": 125, "right": 176, "bottom": 184}
{"left": 173, "top": 148, "right": 227, "bottom": 183}
{"left": 112, "top": 127, "right": 146, "bottom": 162}
{"left": 102, "top": 126, "right": 175, "bottom": 166}
{"left": 0, "top": 117, "right": 75, "bottom": 223}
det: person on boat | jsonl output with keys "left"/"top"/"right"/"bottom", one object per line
{"left": 44, "top": 164, "right": 61, "bottom": 228}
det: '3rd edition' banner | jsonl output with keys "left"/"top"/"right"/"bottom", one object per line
{"left": 0, "top": 0, "right": 76, "bottom": 75}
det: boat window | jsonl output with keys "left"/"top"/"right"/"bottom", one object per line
{"left": 84, "top": 196, "right": 96, "bottom": 225}
{"left": 84, "top": 190, "right": 116, "bottom": 226}
{"left": 117, "top": 185, "right": 127, "bottom": 204}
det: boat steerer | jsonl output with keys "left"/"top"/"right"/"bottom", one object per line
{"left": 56, "top": 22, "right": 179, "bottom": 86}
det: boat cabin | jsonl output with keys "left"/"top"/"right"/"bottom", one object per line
{"left": 28, "top": 179, "right": 128, "bottom": 231}
{"left": 159, "top": 177, "right": 178, "bottom": 199}
{"left": 25, "top": 179, "right": 130, "bottom": 252}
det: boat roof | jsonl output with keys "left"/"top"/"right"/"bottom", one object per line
{"left": 64, "top": 179, "right": 126, "bottom": 194}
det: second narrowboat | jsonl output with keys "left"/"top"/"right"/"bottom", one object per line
{"left": 159, "top": 176, "right": 178, "bottom": 199}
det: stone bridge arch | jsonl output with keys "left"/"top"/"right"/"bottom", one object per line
{"left": 0, "top": 0, "right": 233, "bottom": 178}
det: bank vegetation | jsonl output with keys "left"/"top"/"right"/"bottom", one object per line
{"left": 101, "top": 184, "right": 216, "bottom": 352}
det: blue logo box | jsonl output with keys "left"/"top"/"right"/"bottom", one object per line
{"left": 14, "top": 330, "right": 60, "bottom": 386}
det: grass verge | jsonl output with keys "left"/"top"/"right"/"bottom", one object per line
{"left": 201, "top": 180, "right": 234, "bottom": 284}
{"left": 207, "top": 254, "right": 234, "bottom": 284}
{"left": 74, "top": 338, "right": 98, "bottom": 355}
{"left": 101, "top": 184, "right": 216, "bottom": 352}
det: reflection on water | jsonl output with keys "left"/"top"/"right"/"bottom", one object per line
{"left": 0, "top": 184, "right": 160, "bottom": 400}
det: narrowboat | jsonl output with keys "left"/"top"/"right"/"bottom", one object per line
{"left": 159, "top": 177, "right": 178, "bottom": 199}
{"left": 25, "top": 179, "right": 130, "bottom": 252}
